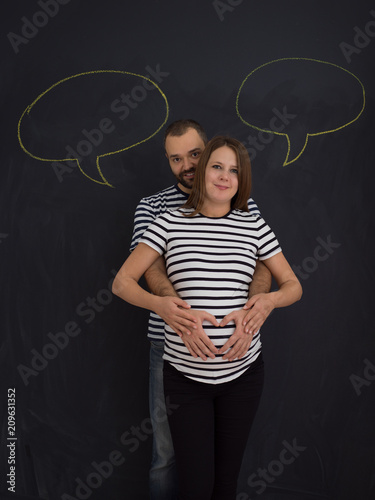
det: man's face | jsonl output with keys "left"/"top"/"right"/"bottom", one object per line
{"left": 165, "top": 128, "right": 205, "bottom": 193}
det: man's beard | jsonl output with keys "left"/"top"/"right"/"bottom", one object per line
{"left": 175, "top": 168, "right": 195, "bottom": 190}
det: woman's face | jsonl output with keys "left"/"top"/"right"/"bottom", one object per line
{"left": 203, "top": 146, "right": 239, "bottom": 210}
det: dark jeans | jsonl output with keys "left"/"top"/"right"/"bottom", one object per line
{"left": 149, "top": 341, "right": 177, "bottom": 499}
{"left": 163, "top": 355, "right": 264, "bottom": 500}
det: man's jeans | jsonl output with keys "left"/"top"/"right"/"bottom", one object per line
{"left": 149, "top": 341, "right": 177, "bottom": 499}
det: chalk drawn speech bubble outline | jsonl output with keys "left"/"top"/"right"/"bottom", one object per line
{"left": 17, "top": 70, "right": 170, "bottom": 187}
{"left": 236, "top": 57, "right": 366, "bottom": 166}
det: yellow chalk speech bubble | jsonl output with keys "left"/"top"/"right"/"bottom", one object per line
{"left": 18, "top": 70, "right": 169, "bottom": 187}
{"left": 236, "top": 58, "right": 365, "bottom": 165}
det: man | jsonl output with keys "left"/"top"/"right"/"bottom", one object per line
{"left": 129, "top": 119, "right": 273, "bottom": 499}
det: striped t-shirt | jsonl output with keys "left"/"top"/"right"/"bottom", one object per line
{"left": 130, "top": 184, "right": 261, "bottom": 341}
{"left": 139, "top": 208, "right": 281, "bottom": 384}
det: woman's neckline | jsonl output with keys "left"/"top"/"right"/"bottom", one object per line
{"left": 197, "top": 209, "right": 233, "bottom": 219}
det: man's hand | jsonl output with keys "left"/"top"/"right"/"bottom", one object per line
{"left": 218, "top": 309, "right": 255, "bottom": 361}
{"left": 179, "top": 310, "right": 220, "bottom": 360}
{"left": 154, "top": 296, "right": 198, "bottom": 337}
{"left": 242, "top": 293, "right": 276, "bottom": 334}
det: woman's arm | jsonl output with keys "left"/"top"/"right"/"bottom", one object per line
{"left": 113, "top": 243, "right": 219, "bottom": 357}
{"left": 112, "top": 242, "right": 164, "bottom": 311}
{"left": 260, "top": 251, "right": 302, "bottom": 308}
{"left": 242, "top": 251, "right": 302, "bottom": 334}
{"left": 113, "top": 243, "right": 191, "bottom": 318}
{"left": 143, "top": 256, "right": 198, "bottom": 336}
{"left": 219, "top": 252, "right": 302, "bottom": 359}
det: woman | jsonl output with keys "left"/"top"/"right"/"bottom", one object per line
{"left": 113, "top": 136, "right": 302, "bottom": 499}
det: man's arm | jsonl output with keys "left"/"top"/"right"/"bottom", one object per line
{"left": 218, "top": 261, "right": 273, "bottom": 361}
{"left": 243, "top": 200, "right": 274, "bottom": 329}
{"left": 144, "top": 256, "right": 179, "bottom": 298}
{"left": 242, "top": 260, "right": 275, "bottom": 334}
{"left": 249, "top": 260, "right": 272, "bottom": 297}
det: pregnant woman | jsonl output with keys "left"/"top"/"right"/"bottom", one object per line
{"left": 113, "top": 136, "right": 302, "bottom": 500}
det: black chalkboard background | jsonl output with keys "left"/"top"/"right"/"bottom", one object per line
{"left": 1, "top": 1, "right": 375, "bottom": 499}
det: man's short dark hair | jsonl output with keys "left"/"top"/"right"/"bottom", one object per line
{"left": 164, "top": 119, "right": 208, "bottom": 148}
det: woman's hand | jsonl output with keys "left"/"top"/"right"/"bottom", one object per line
{"left": 179, "top": 310, "right": 220, "bottom": 360}
{"left": 218, "top": 309, "right": 256, "bottom": 361}
{"left": 153, "top": 296, "right": 198, "bottom": 337}
{"left": 242, "top": 293, "right": 276, "bottom": 334}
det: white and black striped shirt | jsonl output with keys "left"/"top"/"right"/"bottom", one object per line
{"left": 130, "top": 184, "right": 261, "bottom": 341}
{"left": 140, "top": 208, "right": 281, "bottom": 384}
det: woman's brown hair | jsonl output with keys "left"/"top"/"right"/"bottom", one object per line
{"left": 183, "top": 136, "right": 252, "bottom": 216}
